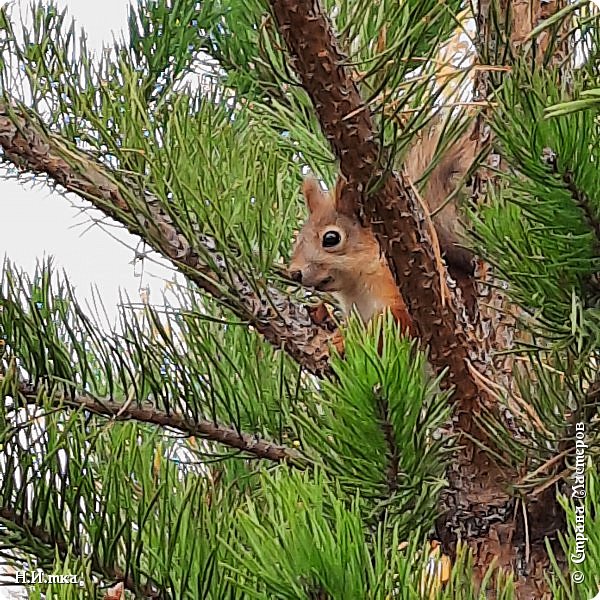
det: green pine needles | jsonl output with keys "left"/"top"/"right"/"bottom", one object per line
{"left": 0, "top": 0, "right": 599, "bottom": 598}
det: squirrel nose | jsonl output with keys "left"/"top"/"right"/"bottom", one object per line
{"left": 289, "top": 270, "right": 303, "bottom": 283}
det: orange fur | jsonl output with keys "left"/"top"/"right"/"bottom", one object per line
{"left": 289, "top": 177, "right": 414, "bottom": 333}
{"left": 403, "top": 123, "right": 477, "bottom": 275}
{"left": 289, "top": 127, "right": 477, "bottom": 333}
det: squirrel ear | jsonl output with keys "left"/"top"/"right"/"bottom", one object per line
{"left": 333, "top": 175, "right": 357, "bottom": 218}
{"left": 302, "top": 177, "right": 332, "bottom": 214}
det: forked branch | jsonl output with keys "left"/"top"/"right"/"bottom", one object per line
{"left": 0, "top": 102, "right": 334, "bottom": 377}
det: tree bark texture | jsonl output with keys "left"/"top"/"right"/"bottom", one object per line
{"left": 0, "top": 103, "right": 335, "bottom": 377}
{"left": 267, "top": 1, "right": 570, "bottom": 597}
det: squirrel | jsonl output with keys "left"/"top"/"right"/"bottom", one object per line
{"left": 403, "top": 123, "right": 477, "bottom": 280}
{"left": 288, "top": 123, "right": 477, "bottom": 333}
{"left": 289, "top": 176, "right": 415, "bottom": 335}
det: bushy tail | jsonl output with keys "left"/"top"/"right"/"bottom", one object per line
{"left": 403, "top": 117, "right": 479, "bottom": 315}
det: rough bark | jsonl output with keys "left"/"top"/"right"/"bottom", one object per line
{"left": 0, "top": 2, "right": 573, "bottom": 595}
{"left": 265, "top": 1, "right": 575, "bottom": 598}
{"left": 268, "top": 0, "right": 486, "bottom": 405}
{"left": 469, "top": 1, "right": 572, "bottom": 597}
{"left": 0, "top": 102, "right": 334, "bottom": 377}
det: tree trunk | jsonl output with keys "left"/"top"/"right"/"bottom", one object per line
{"left": 268, "top": 1, "right": 573, "bottom": 597}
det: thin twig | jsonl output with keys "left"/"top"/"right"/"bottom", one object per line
{"left": 15, "top": 382, "right": 306, "bottom": 466}
{"left": 0, "top": 507, "right": 161, "bottom": 599}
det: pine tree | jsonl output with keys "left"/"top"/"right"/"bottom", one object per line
{"left": 0, "top": 0, "right": 598, "bottom": 598}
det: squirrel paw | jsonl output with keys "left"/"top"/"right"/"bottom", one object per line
{"left": 331, "top": 330, "right": 345, "bottom": 356}
{"left": 307, "top": 302, "right": 338, "bottom": 331}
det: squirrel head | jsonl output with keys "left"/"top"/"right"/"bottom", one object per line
{"left": 288, "top": 176, "right": 384, "bottom": 298}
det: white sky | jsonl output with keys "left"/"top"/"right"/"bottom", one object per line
{"left": 1, "top": 1, "right": 175, "bottom": 591}
{"left": 1, "top": 0, "right": 179, "bottom": 330}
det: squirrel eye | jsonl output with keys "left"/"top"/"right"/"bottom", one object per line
{"left": 322, "top": 230, "right": 342, "bottom": 248}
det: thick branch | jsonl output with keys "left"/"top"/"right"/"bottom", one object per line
{"left": 268, "top": 0, "right": 482, "bottom": 406}
{"left": 466, "top": 2, "right": 571, "bottom": 597}
{"left": 266, "top": 3, "right": 573, "bottom": 597}
{"left": 0, "top": 102, "right": 333, "bottom": 377}
{"left": 15, "top": 382, "right": 305, "bottom": 465}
